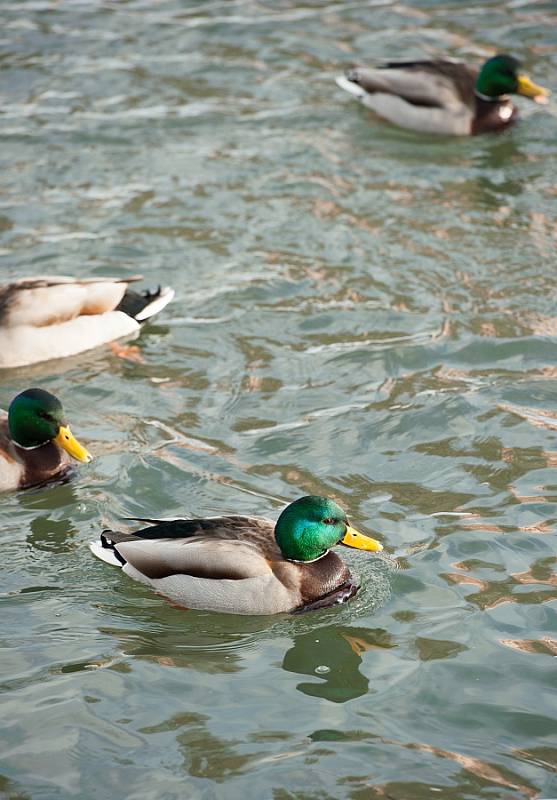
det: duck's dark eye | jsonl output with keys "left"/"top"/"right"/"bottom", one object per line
{"left": 322, "top": 517, "right": 336, "bottom": 525}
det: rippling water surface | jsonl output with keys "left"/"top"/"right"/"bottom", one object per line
{"left": 1, "top": 1, "right": 557, "bottom": 798}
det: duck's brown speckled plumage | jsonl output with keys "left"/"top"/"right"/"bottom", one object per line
{"left": 97, "top": 515, "right": 357, "bottom": 615}
{"left": 355, "top": 59, "right": 479, "bottom": 106}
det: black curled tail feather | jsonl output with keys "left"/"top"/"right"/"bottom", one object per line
{"left": 101, "top": 530, "right": 127, "bottom": 565}
{"left": 346, "top": 68, "right": 361, "bottom": 84}
{"left": 116, "top": 284, "right": 174, "bottom": 322}
{"left": 116, "top": 287, "right": 162, "bottom": 320}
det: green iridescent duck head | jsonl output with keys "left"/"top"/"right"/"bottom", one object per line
{"left": 8, "top": 388, "right": 92, "bottom": 462}
{"left": 274, "top": 495, "right": 383, "bottom": 562}
{"left": 476, "top": 54, "right": 549, "bottom": 103}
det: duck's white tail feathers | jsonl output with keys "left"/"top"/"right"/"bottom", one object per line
{"left": 135, "top": 286, "right": 175, "bottom": 321}
{"left": 90, "top": 539, "right": 124, "bottom": 567}
{"left": 335, "top": 75, "right": 367, "bottom": 101}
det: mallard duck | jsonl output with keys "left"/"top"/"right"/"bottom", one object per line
{"left": 90, "top": 495, "right": 384, "bottom": 615}
{"left": 0, "top": 275, "right": 174, "bottom": 368}
{"left": 0, "top": 388, "right": 92, "bottom": 491}
{"left": 335, "top": 54, "right": 549, "bottom": 135}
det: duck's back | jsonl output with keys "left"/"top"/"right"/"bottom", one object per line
{"left": 381, "top": 59, "right": 477, "bottom": 105}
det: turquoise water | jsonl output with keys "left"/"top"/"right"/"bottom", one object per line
{"left": 1, "top": 1, "right": 557, "bottom": 798}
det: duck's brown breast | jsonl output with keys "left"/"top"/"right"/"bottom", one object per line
{"left": 472, "top": 97, "right": 518, "bottom": 134}
{"left": 15, "top": 441, "right": 71, "bottom": 489}
{"left": 272, "top": 550, "right": 354, "bottom": 611}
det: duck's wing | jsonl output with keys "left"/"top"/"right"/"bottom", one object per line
{"left": 342, "top": 59, "right": 476, "bottom": 111}
{"left": 98, "top": 516, "right": 279, "bottom": 581}
{"left": 0, "top": 276, "right": 140, "bottom": 328}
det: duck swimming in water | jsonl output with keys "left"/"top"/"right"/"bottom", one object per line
{"left": 0, "top": 275, "right": 174, "bottom": 368}
{"left": 0, "top": 388, "right": 92, "bottom": 491}
{"left": 90, "top": 495, "right": 384, "bottom": 615}
{"left": 336, "top": 54, "right": 549, "bottom": 136}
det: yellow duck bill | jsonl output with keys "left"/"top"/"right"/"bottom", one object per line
{"left": 54, "top": 426, "right": 93, "bottom": 463}
{"left": 517, "top": 74, "right": 550, "bottom": 104}
{"left": 342, "top": 525, "right": 383, "bottom": 552}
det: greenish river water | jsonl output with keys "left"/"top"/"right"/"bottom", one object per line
{"left": 1, "top": 1, "right": 557, "bottom": 798}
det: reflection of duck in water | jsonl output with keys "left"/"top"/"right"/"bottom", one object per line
{"left": 282, "top": 625, "right": 394, "bottom": 703}
{"left": 91, "top": 496, "right": 383, "bottom": 615}
{"left": 336, "top": 55, "right": 549, "bottom": 135}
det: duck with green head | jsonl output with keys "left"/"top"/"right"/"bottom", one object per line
{"left": 336, "top": 53, "right": 549, "bottom": 135}
{"left": 90, "top": 495, "right": 384, "bottom": 615}
{"left": 0, "top": 388, "right": 92, "bottom": 491}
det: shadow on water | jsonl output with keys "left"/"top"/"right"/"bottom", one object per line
{"left": 282, "top": 623, "right": 395, "bottom": 703}
{"left": 93, "top": 554, "right": 395, "bottom": 678}
{"left": 471, "top": 137, "right": 526, "bottom": 202}
{"left": 17, "top": 481, "right": 82, "bottom": 553}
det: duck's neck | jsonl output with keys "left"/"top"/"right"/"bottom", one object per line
{"left": 286, "top": 549, "right": 330, "bottom": 564}
{"left": 474, "top": 89, "right": 503, "bottom": 103}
